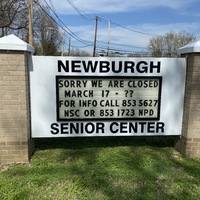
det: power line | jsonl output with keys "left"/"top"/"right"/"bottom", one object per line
{"left": 49, "top": 0, "right": 56, "bottom": 12}
{"left": 66, "top": 0, "right": 95, "bottom": 21}
{"left": 41, "top": 0, "right": 93, "bottom": 46}
{"left": 64, "top": 0, "right": 159, "bottom": 37}
{"left": 62, "top": 1, "right": 158, "bottom": 51}
{"left": 35, "top": 1, "right": 144, "bottom": 55}
{"left": 98, "top": 40, "right": 148, "bottom": 50}
{"left": 96, "top": 46, "right": 148, "bottom": 56}
{"left": 62, "top": 0, "right": 160, "bottom": 37}
{"left": 111, "top": 21, "right": 160, "bottom": 37}
{"left": 39, "top": 0, "right": 151, "bottom": 54}
{"left": 35, "top": 0, "right": 95, "bottom": 52}
{"left": 63, "top": 0, "right": 157, "bottom": 45}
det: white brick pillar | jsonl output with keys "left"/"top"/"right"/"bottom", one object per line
{"left": 175, "top": 41, "right": 200, "bottom": 158}
{"left": 0, "top": 35, "right": 35, "bottom": 164}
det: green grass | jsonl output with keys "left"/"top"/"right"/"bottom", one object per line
{"left": 0, "top": 137, "right": 200, "bottom": 200}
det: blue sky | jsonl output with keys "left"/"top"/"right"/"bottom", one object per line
{"left": 45, "top": 0, "right": 200, "bottom": 55}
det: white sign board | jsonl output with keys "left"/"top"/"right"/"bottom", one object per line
{"left": 29, "top": 56, "right": 186, "bottom": 138}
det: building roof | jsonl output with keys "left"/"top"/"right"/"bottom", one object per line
{"left": 0, "top": 34, "right": 34, "bottom": 53}
{"left": 178, "top": 40, "right": 200, "bottom": 54}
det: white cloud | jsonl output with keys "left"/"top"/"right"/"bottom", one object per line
{"left": 139, "top": 22, "right": 200, "bottom": 38}
{"left": 48, "top": 0, "right": 198, "bottom": 14}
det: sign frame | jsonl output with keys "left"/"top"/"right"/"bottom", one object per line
{"left": 29, "top": 56, "right": 186, "bottom": 138}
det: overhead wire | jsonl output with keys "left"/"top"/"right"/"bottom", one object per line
{"left": 40, "top": 0, "right": 93, "bottom": 46}
{"left": 62, "top": 0, "right": 155, "bottom": 51}
{"left": 99, "top": 17, "right": 160, "bottom": 37}
{"left": 35, "top": 0, "right": 96, "bottom": 53}
{"left": 34, "top": 1, "right": 105, "bottom": 53}
{"left": 39, "top": 0, "right": 152, "bottom": 54}
{"left": 66, "top": 0, "right": 95, "bottom": 21}
{"left": 62, "top": 0, "right": 160, "bottom": 38}
{"left": 97, "top": 40, "right": 148, "bottom": 50}
{"left": 48, "top": 0, "right": 56, "bottom": 12}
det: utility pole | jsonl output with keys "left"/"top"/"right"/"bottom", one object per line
{"left": 93, "top": 16, "right": 99, "bottom": 57}
{"left": 61, "top": 31, "right": 65, "bottom": 56}
{"left": 107, "top": 20, "right": 110, "bottom": 56}
{"left": 28, "top": 0, "right": 33, "bottom": 46}
{"left": 68, "top": 37, "right": 71, "bottom": 56}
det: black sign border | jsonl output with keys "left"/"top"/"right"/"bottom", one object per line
{"left": 56, "top": 76, "right": 162, "bottom": 121}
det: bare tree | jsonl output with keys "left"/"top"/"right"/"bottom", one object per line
{"left": 33, "top": 4, "right": 63, "bottom": 55}
{"left": 70, "top": 47, "right": 91, "bottom": 57}
{"left": 0, "top": 0, "right": 63, "bottom": 55}
{"left": 148, "top": 31, "right": 196, "bottom": 57}
{"left": 0, "top": 0, "right": 28, "bottom": 38}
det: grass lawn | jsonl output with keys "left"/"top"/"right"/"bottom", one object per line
{"left": 0, "top": 137, "right": 200, "bottom": 200}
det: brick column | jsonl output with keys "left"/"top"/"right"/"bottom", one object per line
{"left": 0, "top": 35, "right": 34, "bottom": 164}
{"left": 175, "top": 42, "right": 200, "bottom": 158}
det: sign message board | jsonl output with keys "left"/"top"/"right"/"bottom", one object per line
{"left": 29, "top": 57, "right": 186, "bottom": 137}
{"left": 56, "top": 76, "right": 162, "bottom": 120}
